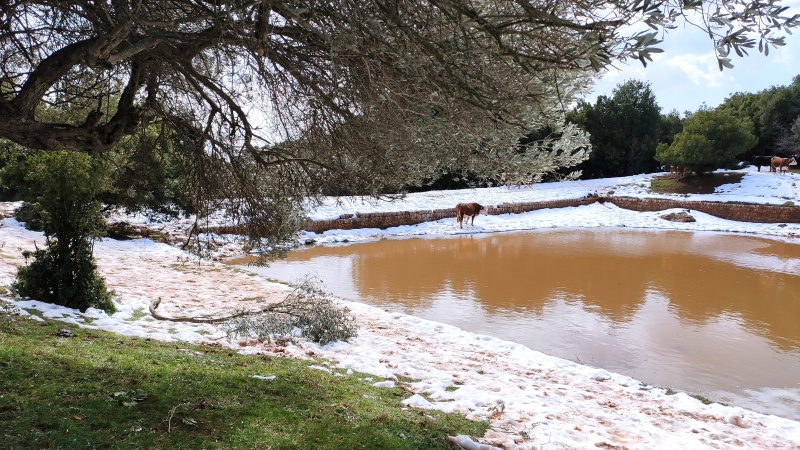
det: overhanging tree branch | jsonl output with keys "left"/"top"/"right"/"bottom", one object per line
{"left": 0, "top": 0, "right": 795, "bottom": 255}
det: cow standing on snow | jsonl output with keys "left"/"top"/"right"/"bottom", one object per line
{"left": 455, "top": 203, "right": 485, "bottom": 228}
{"left": 771, "top": 156, "right": 797, "bottom": 174}
{"left": 753, "top": 155, "right": 774, "bottom": 172}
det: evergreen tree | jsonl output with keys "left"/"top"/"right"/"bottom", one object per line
{"left": 12, "top": 152, "right": 115, "bottom": 313}
{"left": 656, "top": 109, "right": 757, "bottom": 175}
{"left": 570, "top": 80, "right": 663, "bottom": 178}
{"left": 718, "top": 76, "right": 800, "bottom": 158}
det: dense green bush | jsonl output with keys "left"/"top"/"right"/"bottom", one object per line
{"left": 656, "top": 108, "right": 757, "bottom": 175}
{"left": 0, "top": 141, "right": 37, "bottom": 202}
{"left": 11, "top": 151, "right": 115, "bottom": 314}
{"left": 0, "top": 132, "right": 194, "bottom": 221}
{"left": 14, "top": 243, "right": 114, "bottom": 313}
{"left": 13, "top": 201, "right": 43, "bottom": 231}
{"left": 98, "top": 130, "right": 196, "bottom": 217}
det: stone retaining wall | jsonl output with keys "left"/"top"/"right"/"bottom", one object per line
{"left": 609, "top": 197, "right": 800, "bottom": 223}
{"left": 301, "top": 208, "right": 457, "bottom": 233}
{"left": 299, "top": 196, "right": 800, "bottom": 233}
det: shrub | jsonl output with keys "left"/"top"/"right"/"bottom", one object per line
{"left": 0, "top": 298, "right": 21, "bottom": 331}
{"left": 0, "top": 140, "right": 38, "bottom": 202}
{"left": 656, "top": 109, "right": 757, "bottom": 175}
{"left": 13, "top": 201, "right": 43, "bottom": 231}
{"left": 12, "top": 151, "right": 115, "bottom": 314}
{"left": 14, "top": 244, "right": 115, "bottom": 313}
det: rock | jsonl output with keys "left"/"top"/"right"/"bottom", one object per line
{"left": 56, "top": 329, "right": 75, "bottom": 338}
{"left": 660, "top": 211, "right": 696, "bottom": 223}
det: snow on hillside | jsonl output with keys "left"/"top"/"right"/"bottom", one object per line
{"left": 2, "top": 166, "right": 800, "bottom": 449}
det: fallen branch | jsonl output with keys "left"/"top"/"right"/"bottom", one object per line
{"left": 148, "top": 281, "right": 312, "bottom": 324}
{"left": 148, "top": 296, "right": 250, "bottom": 324}
{"left": 148, "top": 277, "right": 358, "bottom": 344}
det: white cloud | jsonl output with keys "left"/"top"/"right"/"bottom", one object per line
{"left": 583, "top": 19, "right": 800, "bottom": 114}
{"left": 664, "top": 53, "right": 727, "bottom": 88}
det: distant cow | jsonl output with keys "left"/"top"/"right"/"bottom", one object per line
{"left": 753, "top": 155, "right": 774, "bottom": 172}
{"left": 499, "top": 171, "right": 510, "bottom": 188}
{"left": 669, "top": 165, "right": 689, "bottom": 179}
{"left": 770, "top": 156, "right": 797, "bottom": 174}
{"left": 455, "top": 202, "right": 485, "bottom": 228}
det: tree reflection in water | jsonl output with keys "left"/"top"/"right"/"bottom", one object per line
{"left": 233, "top": 229, "right": 800, "bottom": 420}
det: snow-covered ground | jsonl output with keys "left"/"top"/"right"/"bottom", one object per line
{"left": 2, "top": 166, "right": 800, "bottom": 449}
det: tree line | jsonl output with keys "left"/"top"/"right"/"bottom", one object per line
{"left": 568, "top": 75, "right": 800, "bottom": 179}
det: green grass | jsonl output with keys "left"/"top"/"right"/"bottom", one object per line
{"left": 0, "top": 311, "right": 487, "bottom": 449}
{"left": 661, "top": 388, "right": 717, "bottom": 406}
{"left": 125, "top": 308, "right": 149, "bottom": 322}
{"left": 650, "top": 172, "right": 745, "bottom": 195}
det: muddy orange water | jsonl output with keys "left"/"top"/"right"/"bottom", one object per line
{"left": 230, "top": 229, "right": 800, "bottom": 419}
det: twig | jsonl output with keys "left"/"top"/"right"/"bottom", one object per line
{"left": 149, "top": 281, "right": 310, "bottom": 323}
{"left": 167, "top": 402, "right": 190, "bottom": 433}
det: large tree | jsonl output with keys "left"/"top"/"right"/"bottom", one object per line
{"left": 751, "top": 76, "right": 800, "bottom": 156}
{"left": 0, "top": 1, "right": 797, "bottom": 250}
{"left": 570, "top": 79, "right": 663, "bottom": 178}
{"left": 655, "top": 108, "right": 757, "bottom": 175}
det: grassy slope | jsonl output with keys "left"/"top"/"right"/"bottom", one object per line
{"left": 0, "top": 310, "right": 487, "bottom": 450}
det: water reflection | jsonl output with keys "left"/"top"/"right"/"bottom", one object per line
{"left": 232, "top": 229, "right": 800, "bottom": 419}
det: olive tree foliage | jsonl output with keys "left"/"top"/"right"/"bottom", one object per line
{"left": 655, "top": 108, "right": 757, "bottom": 175}
{"left": 0, "top": 1, "right": 797, "bottom": 253}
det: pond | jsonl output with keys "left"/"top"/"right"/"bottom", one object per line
{"left": 230, "top": 228, "right": 800, "bottom": 420}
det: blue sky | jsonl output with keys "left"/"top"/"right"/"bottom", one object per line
{"left": 584, "top": 17, "right": 800, "bottom": 115}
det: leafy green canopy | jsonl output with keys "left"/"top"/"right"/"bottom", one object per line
{"left": 569, "top": 80, "right": 664, "bottom": 179}
{"left": 717, "top": 74, "right": 800, "bottom": 156}
{"left": 655, "top": 109, "right": 757, "bottom": 174}
{"left": 0, "top": 1, "right": 796, "bottom": 251}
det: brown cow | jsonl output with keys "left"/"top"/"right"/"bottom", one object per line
{"left": 669, "top": 165, "right": 689, "bottom": 179}
{"left": 770, "top": 156, "right": 797, "bottom": 174}
{"left": 455, "top": 202, "right": 485, "bottom": 228}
